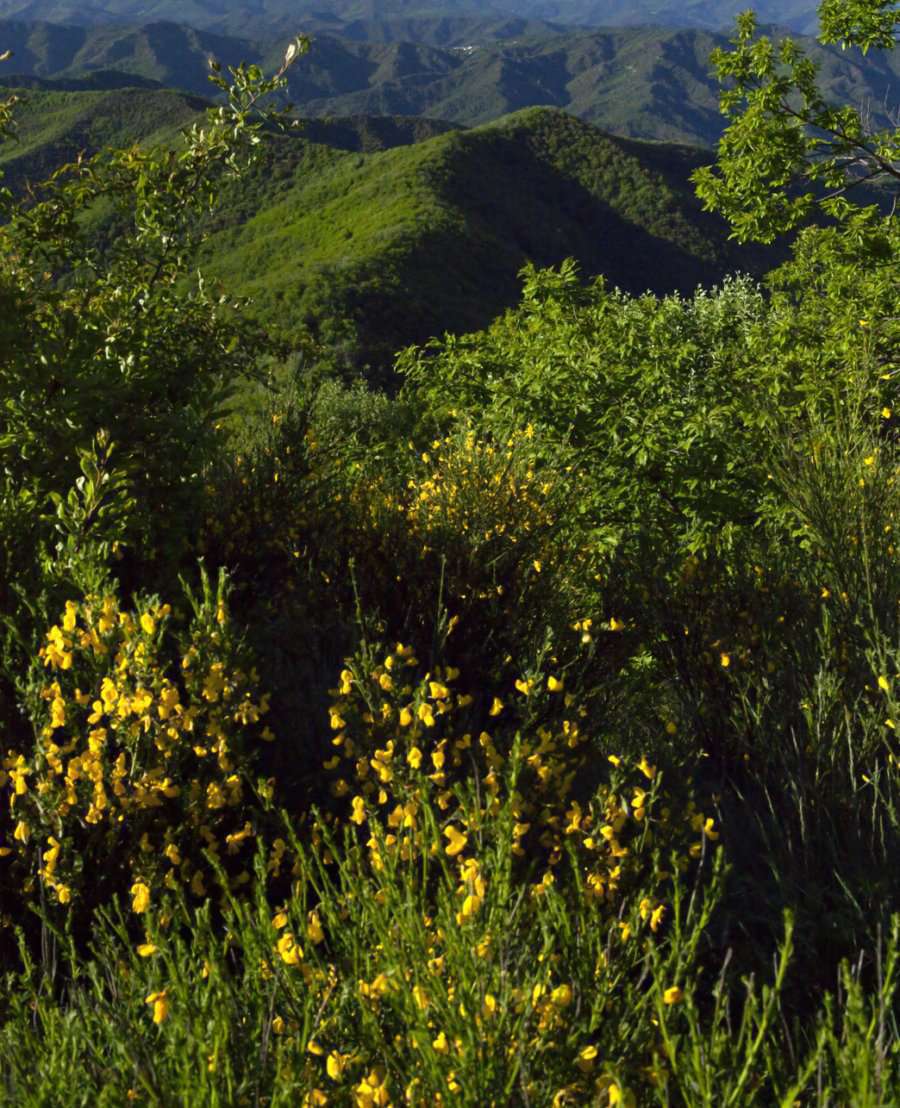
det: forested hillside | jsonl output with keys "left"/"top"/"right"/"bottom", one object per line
{"left": 0, "top": 4, "right": 898, "bottom": 1106}
{"left": 0, "top": 89, "right": 783, "bottom": 372}
{"left": 2, "top": 17, "right": 897, "bottom": 145}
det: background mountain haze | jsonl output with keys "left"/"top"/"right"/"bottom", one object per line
{"left": 1, "top": 17, "right": 897, "bottom": 147}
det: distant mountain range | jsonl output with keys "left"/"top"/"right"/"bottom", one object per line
{"left": 0, "top": 1, "right": 827, "bottom": 38}
{"left": 2, "top": 19, "right": 897, "bottom": 148}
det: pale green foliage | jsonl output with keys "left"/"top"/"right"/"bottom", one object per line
{"left": 692, "top": 1, "right": 899, "bottom": 242}
{"left": 0, "top": 40, "right": 307, "bottom": 668}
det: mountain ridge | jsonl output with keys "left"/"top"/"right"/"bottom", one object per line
{"left": 0, "top": 0, "right": 826, "bottom": 36}
{"left": 2, "top": 18, "right": 897, "bottom": 148}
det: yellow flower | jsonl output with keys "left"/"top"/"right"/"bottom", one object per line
{"left": 443, "top": 825, "right": 468, "bottom": 857}
{"left": 576, "top": 1044, "right": 598, "bottom": 1072}
{"left": 350, "top": 796, "right": 367, "bottom": 825}
{"left": 878, "top": 675, "right": 890, "bottom": 692}
{"left": 139, "top": 613, "right": 155, "bottom": 635}
{"left": 307, "top": 911, "right": 325, "bottom": 945}
{"left": 456, "top": 894, "right": 482, "bottom": 924}
{"left": 418, "top": 702, "right": 435, "bottom": 728}
{"left": 864, "top": 454, "right": 876, "bottom": 467}
{"left": 550, "top": 983, "right": 572, "bottom": 1007}
{"left": 432, "top": 1030, "right": 449, "bottom": 1054}
{"left": 720, "top": 652, "right": 731, "bottom": 668}
{"left": 399, "top": 706, "right": 413, "bottom": 727}
{"left": 272, "top": 1016, "right": 285, "bottom": 1035}
{"left": 608, "top": 617, "right": 624, "bottom": 631}
{"left": 637, "top": 756, "right": 656, "bottom": 780}
{"left": 489, "top": 697, "right": 504, "bottom": 716}
{"left": 547, "top": 675, "right": 564, "bottom": 692}
{"left": 137, "top": 942, "right": 158, "bottom": 957}
{"left": 131, "top": 881, "right": 151, "bottom": 914}
{"left": 326, "top": 1051, "right": 346, "bottom": 1081}
{"left": 515, "top": 677, "right": 534, "bottom": 695}
{"left": 663, "top": 985, "right": 683, "bottom": 1005}
{"left": 407, "top": 746, "right": 423, "bottom": 769}
{"left": 145, "top": 990, "right": 169, "bottom": 1024}
{"left": 883, "top": 407, "right": 892, "bottom": 419}
{"left": 277, "top": 932, "right": 303, "bottom": 966}
{"left": 62, "top": 601, "right": 78, "bottom": 632}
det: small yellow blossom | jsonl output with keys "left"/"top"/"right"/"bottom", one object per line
{"left": 444, "top": 825, "right": 468, "bottom": 857}
{"left": 576, "top": 1044, "right": 598, "bottom": 1072}
{"left": 326, "top": 1052, "right": 346, "bottom": 1081}
{"left": 131, "top": 881, "right": 150, "bottom": 914}
{"left": 145, "top": 990, "right": 169, "bottom": 1024}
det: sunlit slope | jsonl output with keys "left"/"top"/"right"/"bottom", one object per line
{"left": 196, "top": 106, "right": 781, "bottom": 368}
{"left": 0, "top": 83, "right": 204, "bottom": 188}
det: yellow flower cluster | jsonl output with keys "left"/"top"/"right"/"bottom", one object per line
{"left": 267, "top": 647, "right": 720, "bottom": 1102}
{"left": 0, "top": 590, "right": 273, "bottom": 908}
{"left": 396, "top": 429, "right": 556, "bottom": 544}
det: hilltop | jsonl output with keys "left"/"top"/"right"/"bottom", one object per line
{"left": 193, "top": 105, "right": 782, "bottom": 373}
{"left": 0, "top": 86, "right": 785, "bottom": 373}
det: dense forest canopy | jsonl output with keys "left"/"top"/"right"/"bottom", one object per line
{"left": 0, "top": 1, "right": 898, "bottom": 1104}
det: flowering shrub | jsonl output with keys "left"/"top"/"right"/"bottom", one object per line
{"left": 0, "top": 573, "right": 273, "bottom": 912}
{"left": 218, "top": 646, "right": 726, "bottom": 1103}
{"left": 322, "top": 642, "right": 717, "bottom": 910}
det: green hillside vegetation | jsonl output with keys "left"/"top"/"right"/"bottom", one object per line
{"left": 0, "top": 83, "right": 783, "bottom": 374}
{"left": 0, "top": 8, "right": 899, "bottom": 1105}
{"left": 0, "top": 83, "right": 203, "bottom": 189}
{"left": 1, "top": 18, "right": 897, "bottom": 147}
{"left": 0, "top": 17, "right": 268, "bottom": 91}
{"left": 196, "top": 106, "right": 782, "bottom": 372}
